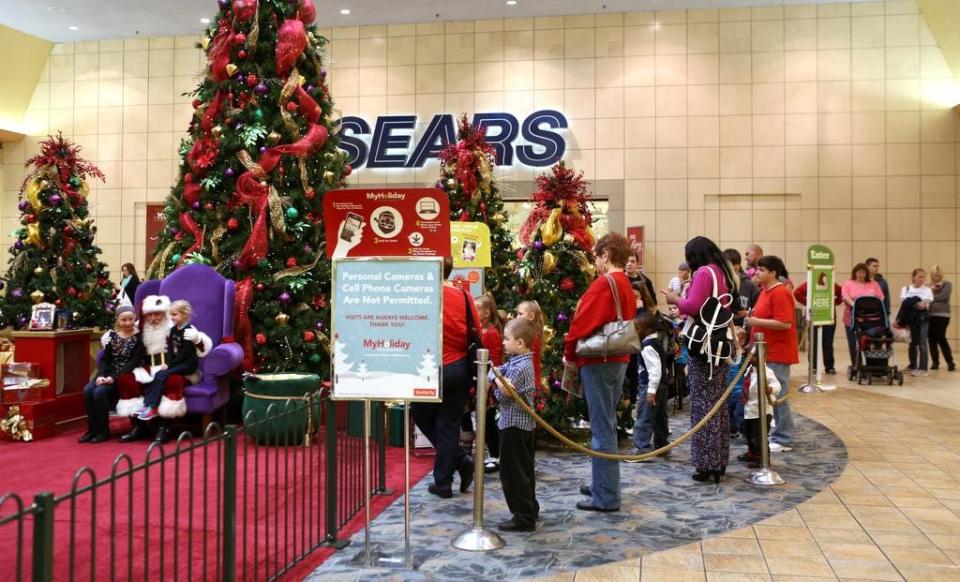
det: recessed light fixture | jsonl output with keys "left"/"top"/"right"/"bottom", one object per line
{"left": 340, "top": 8, "right": 351, "bottom": 15}
{"left": 200, "top": 17, "right": 211, "bottom": 24}
{"left": 68, "top": 25, "right": 79, "bottom": 31}
{"left": 506, "top": 0, "right": 517, "bottom": 5}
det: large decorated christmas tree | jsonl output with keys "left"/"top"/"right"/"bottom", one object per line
{"left": 0, "top": 133, "right": 115, "bottom": 329}
{"left": 437, "top": 117, "right": 516, "bottom": 308}
{"left": 517, "top": 162, "right": 597, "bottom": 430}
{"left": 147, "top": 0, "right": 348, "bottom": 374}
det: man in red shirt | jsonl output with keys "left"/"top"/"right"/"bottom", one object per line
{"left": 745, "top": 255, "right": 798, "bottom": 453}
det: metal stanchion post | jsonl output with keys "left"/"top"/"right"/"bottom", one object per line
{"left": 452, "top": 349, "right": 505, "bottom": 551}
{"left": 800, "top": 319, "right": 823, "bottom": 393}
{"left": 363, "top": 399, "right": 373, "bottom": 566}
{"left": 404, "top": 401, "right": 412, "bottom": 569}
{"left": 748, "top": 334, "right": 786, "bottom": 487}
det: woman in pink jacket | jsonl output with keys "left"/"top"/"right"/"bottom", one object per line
{"left": 841, "top": 263, "right": 884, "bottom": 370}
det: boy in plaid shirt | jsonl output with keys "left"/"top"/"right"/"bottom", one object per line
{"left": 489, "top": 317, "right": 540, "bottom": 532}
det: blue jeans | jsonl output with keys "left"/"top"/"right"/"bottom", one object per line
{"left": 632, "top": 383, "right": 668, "bottom": 451}
{"left": 908, "top": 319, "right": 930, "bottom": 371}
{"left": 766, "top": 363, "right": 794, "bottom": 445}
{"left": 583, "top": 361, "right": 628, "bottom": 509}
{"left": 727, "top": 393, "right": 744, "bottom": 436}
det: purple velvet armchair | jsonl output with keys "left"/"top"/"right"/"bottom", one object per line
{"left": 134, "top": 264, "right": 244, "bottom": 423}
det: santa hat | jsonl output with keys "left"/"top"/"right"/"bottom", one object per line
{"left": 142, "top": 295, "right": 171, "bottom": 315}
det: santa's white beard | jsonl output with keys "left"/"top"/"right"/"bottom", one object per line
{"left": 142, "top": 319, "right": 172, "bottom": 355}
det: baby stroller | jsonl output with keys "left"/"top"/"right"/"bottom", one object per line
{"left": 847, "top": 296, "right": 904, "bottom": 386}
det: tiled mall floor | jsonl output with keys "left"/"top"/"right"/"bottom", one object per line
{"left": 543, "top": 363, "right": 960, "bottom": 582}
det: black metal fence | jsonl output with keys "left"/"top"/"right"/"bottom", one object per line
{"left": 0, "top": 395, "right": 388, "bottom": 582}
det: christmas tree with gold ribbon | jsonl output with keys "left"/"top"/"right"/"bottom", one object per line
{"left": 0, "top": 133, "right": 115, "bottom": 329}
{"left": 517, "top": 161, "right": 597, "bottom": 430}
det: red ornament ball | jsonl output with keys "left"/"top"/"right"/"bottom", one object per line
{"left": 286, "top": 257, "right": 297, "bottom": 268}
{"left": 192, "top": 99, "right": 202, "bottom": 109}
{"left": 255, "top": 333, "right": 267, "bottom": 346}
{"left": 304, "top": 188, "right": 315, "bottom": 200}
{"left": 98, "top": 278, "right": 108, "bottom": 287}
{"left": 227, "top": 217, "right": 240, "bottom": 230}
{"left": 285, "top": 101, "right": 298, "bottom": 112}
{"left": 256, "top": 282, "right": 265, "bottom": 292}
{"left": 24, "top": 215, "right": 35, "bottom": 224}
{"left": 184, "top": 173, "right": 194, "bottom": 183}
{"left": 343, "top": 164, "right": 352, "bottom": 177}
{"left": 559, "top": 277, "right": 575, "bottom": 292}
{"left": 174, "top": 232, "right": 184, "bottom": 241}
{"left": 245, "top": 74, "right": 258, "bottom": 87}
{"left": 237, "top": 49, "right": 247, "bottom": 59}
{"left": 55, "top": 299, "right": 62, "bottom": 306}
{"left": 303, "top": 331, "right": 316, "bottom": 343}
{"left": 204, "top": 202, "right": 214, "bottom": 211}
{"left": 233, "top": 33, "right": 246, "bottom": 45}
{"left": 67, "top": 287, "right": 77, "bottom": 296}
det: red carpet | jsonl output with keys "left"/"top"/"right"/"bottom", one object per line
{"left": 0, "top": 416, "right": 433, "bottom": 580}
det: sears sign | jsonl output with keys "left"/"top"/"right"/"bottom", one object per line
{"left": 338, "top": 110, "right": 567, "bottom": 169}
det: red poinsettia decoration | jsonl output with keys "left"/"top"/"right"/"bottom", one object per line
{"left": 187, "top": 137, "right": 220, "bottom": 172}
{"left": 437, "top": 115, "right": 497, "bottom": 198}
{"left": 519, "top": 161, "right": 593, "bottom": 247}
{"left": 23, "top": 132, "right": 105, "bottom": 188}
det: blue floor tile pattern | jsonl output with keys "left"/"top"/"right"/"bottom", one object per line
{"left": 307, "top": 411, "right": 847, "bottom": 581}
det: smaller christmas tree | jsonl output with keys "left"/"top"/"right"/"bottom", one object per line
{"left": 417, "top": 349, "right": 437, "bottom": 383}
{"left": 517, "top": 162, "right": 597, "bottom": 431}
{"left": 0, "top": 133, "right": 116, "bottom": 329}
{"left": 437, "top": 116, "right": 515, "bottom": 308}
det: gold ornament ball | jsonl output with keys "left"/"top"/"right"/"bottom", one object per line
{"left": 446, "top": 178, "right": 457, "bottom": 188}
{"left": 211, "top": 125, "right": 223, "bottom": 139}
{"left": 323, "top": 170, "right": 335, "bottom": 184}
{"left": 72, "top": 311, "right": 80, "bottom": 319}
{"left": 30, "top": 290, "right": 44, "bottom": 304}
{"left": 33, "top": 267, "right": 43, "bottom": 275}
{"left": 492, "top": 213, "right": 506, "bottom": 224}
{"left": 225, "top": 63, "right": 238, "bottom": 76}
{"left": 563, "top": 233, "right": 575, "bottom": 245}
{"left": 324, "top": 152, "right": 336, "bottom": 161}
{"left": 275, "top": 312, "right": 290, "bottom": 326}
{"left": 267, "top": 131, "right": 281, "bottom": 145}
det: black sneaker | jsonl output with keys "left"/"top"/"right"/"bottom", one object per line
{"left": 428, "top": 484, "right": 453, "bottom": 499}
{"left": 497, "top": 517, "right": 535, "bottom": 532}
{"left": 932, "top": 363, "right": 940, "bottom": 370}
{"left": 950, "top": 362, "right": 956, "bottom": 372}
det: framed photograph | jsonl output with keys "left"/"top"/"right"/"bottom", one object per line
{"left": 29, "top": 302, "right": 55, "bottom": 331}
{"left": 55, "top": 309, "right": 72, "bottom": 330}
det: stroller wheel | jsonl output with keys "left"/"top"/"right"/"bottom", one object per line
{"left": 898, "top": 372, "right": 904, "bottom": 386}
{"left": 887, "top": 372, "right": 894, "bottom": 385}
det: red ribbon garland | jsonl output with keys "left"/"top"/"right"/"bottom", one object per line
{"left": 177, "top": 213, "right": 205, "bottom": 267}
{"left": 208, "top": 27, "right": 233, "bottom": 83}
{"left": 234, "top": 0, "right": 258, "bottom": 22}
{"left": 201, "top": 90, "right": 225, "bottom": 135}
{"left": 61, "top": 234, "right": 76, "bottom": 259}
{"left": 276, "top": 19, "right": 307, "bottom": 78}
{"left": 234, "top": 277, "right": 255, "bottom": 371}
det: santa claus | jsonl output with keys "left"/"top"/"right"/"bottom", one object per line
{"left": 118, "top": 295, "right": 211, "bottom": 443}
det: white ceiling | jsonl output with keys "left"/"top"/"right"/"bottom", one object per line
{"left": 2, "top": 0, "right": 879, "bottom": 43}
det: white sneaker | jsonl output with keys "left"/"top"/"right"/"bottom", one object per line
{"left": 768, "top": 442, "right": 792, "bottom": 453}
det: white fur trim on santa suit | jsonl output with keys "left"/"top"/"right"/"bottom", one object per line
{"left": 158, "top": 395, "right": 187, "bottom": 419}
{"left": 142, "top": 295, "right": 171, "bottom": 315}
{"left": 116, "top": 397, "right": 144, "bottom": 418}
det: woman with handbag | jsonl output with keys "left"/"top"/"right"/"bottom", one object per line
{"left": 412, "top": 258, "right": 483, "bottom": 498}
{"left": 662, "top": 236, "right": 738, "bottom": 483}
{"left": 564, "top": 232, "right": 637, "bottom": 512}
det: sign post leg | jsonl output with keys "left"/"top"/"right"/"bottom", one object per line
{"left": 363, "top": 399, "right": 372, "bottom": 566}
{"left": 404, "top": 401, "right": 412, "bottom": 569}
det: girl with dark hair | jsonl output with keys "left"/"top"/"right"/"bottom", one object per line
{"left": 120, "top": 263, "right": 140, "bottom": 305}
{"left": 745, "top": 255, "right": 798, "bottom": 453}
{"left": 841, "top": 263, "right": 884, "bottom": 368}
{"left": 661, "top": 236, "right": 737, "bottom": 483}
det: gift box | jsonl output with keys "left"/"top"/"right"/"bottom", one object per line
{"left": 0, "top": 400, "right": 56, "bottom": 441}
{"left": 0, "top": 363, "right": 43, "bottom": 404}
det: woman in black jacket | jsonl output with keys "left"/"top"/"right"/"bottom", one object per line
{"left": 80, "top": 305, "right": 145, "bottom": 443}
{"left": 119, "top": 263, "right": 140, "bottom": 305}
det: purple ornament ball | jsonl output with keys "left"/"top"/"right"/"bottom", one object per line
{"left": 557, "top": 312, "right": 568, "bottom": 322}
{"left": 232, "top": 259, "right": 243, "bottom": 269}
{"left": 225, "top": 167, "right": 235, "bottom": 177}
{"left": 305, "top": 84, "right": 314, "bottom": 92}
{"left": 217, "top": 0, "right": 230, "bottom": 8}
{"left": 254, "top": 83, "right": 268, "bottom": 96}
{"left": 106, "top": 303, "right": 115, "bottom": 313}
{"left": 303, "top": 244, "right": 313, "bottom": 253}
{"left": 319, "top": 68, "right": 327, "bottom": 80}
{"left": 169, "top": 227, "right": 179, "bottom": 235}
{"left": 0, "top": 281, "right": 5, "bottom": 290}
{"left": 11, "top": 288, "right": 23, "bottom": 299}
{"left": 279, "top": 291, "right": 291, "bottom": 304}
{"left": 49, "top": 194, "right": 62, "bottom": 206}
{"left": 315, "top": 321, "right": 324, "bottom": 330}
{"left": 17, "top": 200, "right": 28, "bottom": 211}
{"left": 13, "top": 241, "right": 23, "bottom": 250}
{"left": 259, "top": 146, "right": 268, "bottom": 153}
{"left": 191, "top": 201, "right": 201, "bottom": 210}
{"left": 534, "top": 240, "right": 545, "bottom": 251}
{"left": 17, "top": 316, "right": 28, "bottom": 326}
{"left": 553, "top": 380, "right": 562, "bottom": 389}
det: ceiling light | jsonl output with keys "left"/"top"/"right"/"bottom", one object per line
{"left": 506, "top": 0, "right": 517, "bottom": 5}
{"left": 68, "top": 25, "right": 78, "bottom": 31}
{"left": 340, "top": 8, "right": 351, "bottom": 15}
{"left": 200, "top": 17, "right": 211, "bottom": 24}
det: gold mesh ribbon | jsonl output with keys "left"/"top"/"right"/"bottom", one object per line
{"left": 272, "top": 252, "right": 321, "bottom": 281}
{"left": 268, "top": 186, "right": 289, "bottom": 240}
{"left": 279, "top": 69, "right": 304, "bottom": 137}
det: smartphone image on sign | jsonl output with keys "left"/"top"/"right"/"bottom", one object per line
{"left": 340, "top": 212, "right": 363, "bottom": 242}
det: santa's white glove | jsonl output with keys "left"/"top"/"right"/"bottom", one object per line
{"left": 100, "top": 331, "right": 112, "bottom": 349}
{"left": 183, "top": 327, "right": 200, "bottom": 343}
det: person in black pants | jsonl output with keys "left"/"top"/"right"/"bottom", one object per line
{"left": 80, "top": 306, "right": 144, "bottom": 443}
{"left": 929, "top": 267, "right": 955, "bottom": 371}
{"left": 411, "top": 258, "right": 481, "bottom": 498}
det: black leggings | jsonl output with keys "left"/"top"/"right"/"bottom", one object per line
{"left": 929, "top": 316, "right": 954, "bottom": 366}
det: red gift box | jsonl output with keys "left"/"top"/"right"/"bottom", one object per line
{"left": 1, "top": 363, "right": 43, "bottom": 404}
{"left": 1, "top": 400, "right": 56, "bottom": 441}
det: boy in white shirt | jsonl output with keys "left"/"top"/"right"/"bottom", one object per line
{"left": 632, "top": 311, "right": 670, "bottom": 457}
{"left": 737, "top": 354, "right": 780, "bottom": 468}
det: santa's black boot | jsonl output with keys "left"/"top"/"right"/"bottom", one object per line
{"left": 120, "top": 419, "right": 151, "bottom": 443}
{"left": 154, "top": 423, "right": 172, "bottom": 444}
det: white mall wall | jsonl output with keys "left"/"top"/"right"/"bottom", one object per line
{"left": 1, "top": 0, "right": 959, "bottom": 336}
